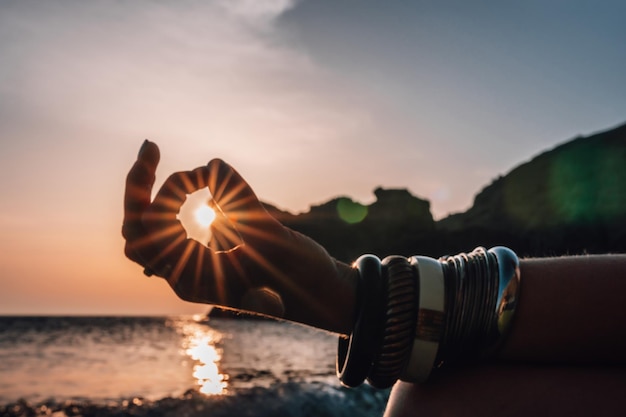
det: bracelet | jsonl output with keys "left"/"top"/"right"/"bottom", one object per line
{"left": 337, "top": 246, "right": 521, "bottom": 388}
{"left": 336, "top": 255, "right": 385, "bottom": 387}
{"left": 367, "top": 256, "right": 418, "bottom": 388}
{"left": 400, "top": 256, "right": 445, "bottom": 383}
{"left": 486, "top": 246, "right": 521, "bottom": 352}
{"left": 435, "top": 247, "right": 520, "bottom": 365}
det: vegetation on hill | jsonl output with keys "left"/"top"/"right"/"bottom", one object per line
{"left": 264, "top": 123, "right": 626, "bottom": 260}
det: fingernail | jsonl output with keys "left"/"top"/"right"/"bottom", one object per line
{"left": 138, "top": 139, "right": 149, "bottom": 158}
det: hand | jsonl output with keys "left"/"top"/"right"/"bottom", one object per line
{"left": 123, "top": 140, "right": 357, "bottom": 333}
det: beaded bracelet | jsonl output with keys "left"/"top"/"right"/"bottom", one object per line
{"left": 337, "top": 246, "right": 521, "bottom": 388}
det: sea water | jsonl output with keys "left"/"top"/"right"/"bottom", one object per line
{"left": 0, "top": 316, "right": 389, "bottom": 416}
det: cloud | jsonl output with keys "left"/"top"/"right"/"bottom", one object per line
{"left": 217, "top": 0, "right": 299, "bottom": 27}
{"left": 0, "top": 0, "right": 369, "bottom": 156}
{"left": 0, "top": 0, "right": 434, "bottom": 217}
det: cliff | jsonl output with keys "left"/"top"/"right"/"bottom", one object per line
{"left": 262, "top": 122, "right": 626, "bottom": 260}
{"left": 438, "top": 122, "right": 626, "bottom": 255}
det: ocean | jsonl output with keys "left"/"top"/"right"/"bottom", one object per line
{"left": 0, "top": 316, "right": 389, "bottom": 417}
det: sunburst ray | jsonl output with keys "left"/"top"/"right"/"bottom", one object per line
{"left": 170, "top": 238, "right": 197, "bottom": 288}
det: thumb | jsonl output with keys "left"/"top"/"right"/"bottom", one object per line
{"left": 241, "top": 287, "right": 286, "bottom": 318}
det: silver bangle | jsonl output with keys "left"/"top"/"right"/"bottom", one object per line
{"left": 486, "top": 246, "right": 521, "bottom": 352}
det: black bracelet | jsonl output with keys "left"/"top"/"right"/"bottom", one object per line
{"left": 336, "top": 255, "right": 386, "bottom": 387}
{"left": 366, "top": 256, "right": 418, "bottom": 389}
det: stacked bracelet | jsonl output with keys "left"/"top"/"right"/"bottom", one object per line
{"left": 435, "top": 246, "right": 521, "bottom": 365}
{"left": 337, "top": 246, "right": 521, "bottom": 388}
{"left": 336, "top": 255, "right": 418, "bottom": 388}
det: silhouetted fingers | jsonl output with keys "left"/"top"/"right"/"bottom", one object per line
{"left": 206, "top": 159, "right": 267, "bottom": 226}
{"left": 140, "top": 166, "right": 211, "bottom": 266}
{"left": 148, "top": 166, "right": 210, "bottom": 219}
{"left": 123, "top": 140, "right": 160, "bottom": 240}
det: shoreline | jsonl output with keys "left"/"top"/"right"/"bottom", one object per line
{"left": 1, "top": 382, "right": 390, "bottom": 417}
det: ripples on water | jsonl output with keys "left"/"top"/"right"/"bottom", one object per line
{"left": 0, "top": 316, "right": 190, "bottom": 402}
{"left": 0, "top": 316, "right": 389, "bottom": 416}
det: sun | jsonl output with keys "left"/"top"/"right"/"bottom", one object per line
{"left": 195, "top": 204, "right": 216, "bottom": 228}
{"left": 177, "top": 187, "right": 217, "bottom": 247}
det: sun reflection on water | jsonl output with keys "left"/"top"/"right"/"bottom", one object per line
{"left": 177, "top": 317, "right": 228, "bottom": 395}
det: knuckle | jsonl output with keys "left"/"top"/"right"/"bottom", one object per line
{"left": 124, "top": 245, "right": 145, "bottom": 266}
{"left": 165, "top": 171, "right": 187, "bottom": 186}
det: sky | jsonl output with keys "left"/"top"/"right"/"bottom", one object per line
{"left": 1, "top": 0, "right": 625, "bottom": 315}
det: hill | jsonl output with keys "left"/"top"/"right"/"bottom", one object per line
{"left": 264, "top": 122, "right": 626, "bottom": 260}
{"left": 266, "top": 187, "right": 435, "bottom": 261}
{"left": 438, "top": 122, "right": 626, "bottom": 256}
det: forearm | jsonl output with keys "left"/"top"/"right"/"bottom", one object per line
{"left": 499, "top": 254, "right": 626, "bottom": 364}
{"left": 299, "top": 253, "right": 626, "bottom": 365}
{"left": 281, "top": 256, "right": 358, "bottom": 335}
{"left": 384, "top": 254, "right": 626, "bottom": 417}
{"left": 386, "top": 364, "right": 626, "bottom": 417}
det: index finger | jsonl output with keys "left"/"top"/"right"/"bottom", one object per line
{"left": 123, "top": 140, "right": 160, "bottom": 240}
{"left": 207, "top": 158, "right": 267, "bottom": 227}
